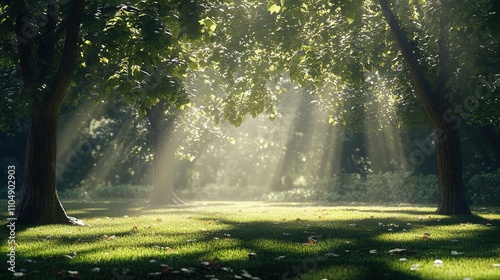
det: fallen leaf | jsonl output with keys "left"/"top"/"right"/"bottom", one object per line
{"left": 325, "top": 253, "right": 339, "bottom": 257}
{"left": 389, "top": 248, "right": 408, "bottom": 254}
{"left": 240, "top": 270, "right": 254, "bottom": 278}
{"left": 451, "top": 251, "right": 464, "bottom": 255}
{"left": 307, "top": 236, "right": 316, "bottom": 245}
{"left": 68, "top": 271, "right": 80, "bottom": 279}
{"left": 181, "top": 267, "right": 195, "bottom": 274}
{"left": 434, "top": 259, "right": 444, "bottom": 267}
{"left": 369, "top": 249, "right": 377, "bottom": 254}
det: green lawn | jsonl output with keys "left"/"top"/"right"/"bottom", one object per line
{"left": 2, "top": 200, "right": 500, "bottom": 279}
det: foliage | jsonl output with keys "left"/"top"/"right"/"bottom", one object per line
{"left": 179, "top": 184, "right": 263, "bottom": 201}
{"left": 1, "top": 201, "right": 499, "bottom": 279}
{"left": 466, "top": 169, "right": 500, "bottom": 205}
{"left": 58, "top": 184, "right": 152, "bottom": 199}
{"left": 265, "top": 172, "right": 439, "bottom": 204}
{"left": 0, "top": 0, "right": 213, "bottom": 131}
{"left": 91, "top": 183, "right": 153, "bottom": 199}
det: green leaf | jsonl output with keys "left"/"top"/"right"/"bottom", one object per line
{"left": 267, "top": 3, "right": 281, "bottom": 14}
{"left": 200, "top": 17, "right": 217, "bottom": 32}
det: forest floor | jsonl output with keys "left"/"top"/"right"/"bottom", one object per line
{"left": 1, "top": 200, "right": 500, "bottom": 279}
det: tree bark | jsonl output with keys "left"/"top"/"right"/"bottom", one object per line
{"left": 435, "top": 125, "right": 469, "bottom": 214}
{"left": 16, "top": 105, "right": 72, "bottom": 224}
{"left": 379, "top": 0, "right": 471, "bottom": 215}
{"left": 15, "top": 0, "right": 87, "bottom": 225}
{"left": 146, "top": 102, "right": 184, "bottom": 205}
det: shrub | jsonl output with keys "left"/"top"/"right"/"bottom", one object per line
{"left": 466, "top": 169, "right": 500, "bottom": 205}
{"left": 58, "top": 188, "right": 91, "bottom": 200}
{"left": 92, "top": 184, "right": 153, "bottom": 198}
{"left": 265, "top": 172, "right": 439, "bottom": 204}
{"left": 180, "top": 184, "right": 262, "bottom": 201}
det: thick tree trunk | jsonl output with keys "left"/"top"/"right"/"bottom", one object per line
{"left": 146, "top": 102, "right": 184, "bottom": 205}
{"left": 435, "top": 125, "right": 469, "bottom": 214}
{"left": 379, "top": 0, "right": 471, "bottom": 215}
{"left": 149, "top": 127, "right": 176, "bottom": 204}
{"left": 15, "top": 0, "right": 86, "bottom": 224}
{"left": 15, "top": 105, "right": 76, "bottom": 224}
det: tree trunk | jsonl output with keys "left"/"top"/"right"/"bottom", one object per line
{"left": 15, "top": 0, "right": 86, "bottom": 224}
{"left": 146, "top": 102, "right": 184, "bottom": 205}
{"left": 271, "top": 90, "right": 314, "bottom": 190}
{"left": 15, "top": 105, "right": 76, "bottom": 224}
{"left": 435, "top": 125, "right": 469, "bottom": 214}
{"left": 379, "top": 0, "right": 471, "bottom": 215}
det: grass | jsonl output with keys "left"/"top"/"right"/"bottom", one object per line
{"left": 1, "top": 200, "right": 500, "bottom": 279}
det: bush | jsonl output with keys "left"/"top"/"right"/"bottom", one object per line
{"left": 92, "top": 184, "right": 153, "bottom": 198}
{"left": 265, "top": 188, "right": 324, "bottom": 202}
{"left": 466, "top": 169, "right": 500, "bottom": 205}
{"left": 265, "top": 172, "right": 438, "bottom": 204}
{"left": 58, "top": 188, "right": 91, "bottom": 200}
{"left": 179, "top": 184, "right": 262, "bottom": 200}
{"left": 58, "top": 184, "right": 153, "bottom": 199}
{"left": 54, "top": 170, "right": 500, "bottom": 206}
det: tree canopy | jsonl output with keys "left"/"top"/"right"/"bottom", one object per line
{"left": 1, "top": 0, "right": 499, "bottom": 223}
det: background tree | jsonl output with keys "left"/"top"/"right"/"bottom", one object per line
{"left": 254, "top": 0, "right": 499, "bottom": 214}
{"left": 0, "top": 0, "right": 210, "bottom": 224}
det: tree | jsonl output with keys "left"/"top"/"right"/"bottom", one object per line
{"left": 265, "top": 0, "right": 500, "bottom": 214}
{"left": 95, "top": 0, "right": 216, "bottom": 205}
{"left": 4, "top": 0, "right": 87, "bottom": 224}
{"left": 203, "top": 0, "right": 499, "bottom": 214}
{"left": 144, "top": 101, "right": 183, "bottom": 205}
{"left": 0, "top": 0, "right": 209, "bottom": 224}
{"left": 378, "top": 0, "right": 470, "bottom": 214}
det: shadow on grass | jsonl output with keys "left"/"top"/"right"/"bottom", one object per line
{"left": 2, "top": 202, "right": 499, "bottom": 280}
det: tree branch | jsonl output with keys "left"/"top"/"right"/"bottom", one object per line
{"left": 15, "top": 9, "right": 33, "bottom": 88}
{"left": 437, "top": 0, "right": 450, "bottom": 96}
{"left": 48, "top": 0, "right": 86, "bottom": 108}
{"left": 36, "top": 2, "right": 58, "bottom": 82}
{"left": 379, "top": 0, "right": 445, "bottom": 124}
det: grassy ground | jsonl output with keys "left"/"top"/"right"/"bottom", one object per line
{"left": 1, "top": 200, "right": 500, "bottom": 280}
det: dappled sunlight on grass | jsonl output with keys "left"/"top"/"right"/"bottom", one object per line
{"left": 2, "top": 200, "right": 500, "bottom": 279}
